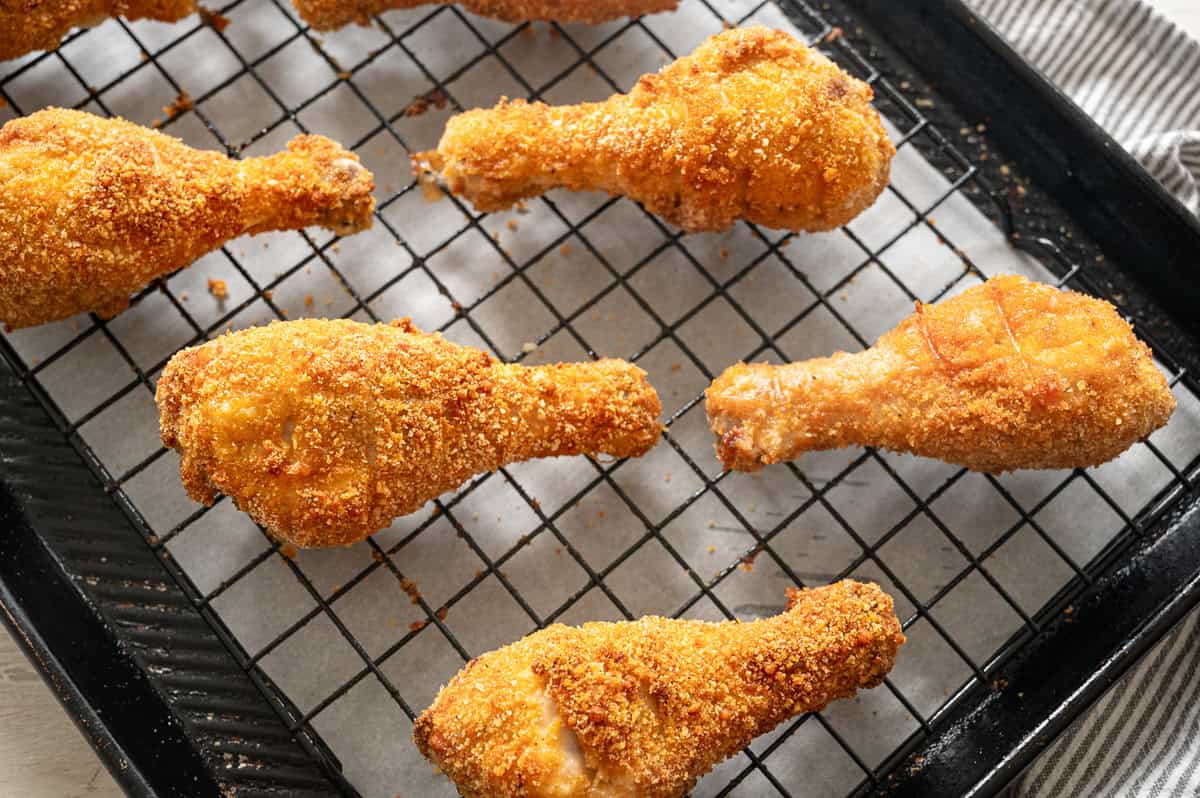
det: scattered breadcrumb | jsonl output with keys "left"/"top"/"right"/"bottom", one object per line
{"left": 707, "top": 545, "right": 716, "bottom": 554}
{"left": 436, "top": 607, "right": 448, "bottom": 621}
{"left": 559, "top": 243, "right": 571, "bottom": 256}
{"left": 198, "top": 5, "right": 230, "bottom": 32}
{"left": 207, "top": 278, "right": 228, "bottom": 299}
{"left": 400, "top": 577, "right": 421, "bottom": 605}
{"left": 180, "top": 291, "right": 189, "bottom": 302}
{"left": 403, "top": 88, "right": 449, "bottom": 118}
{"left": 718, "top": 247, "right": 729, "bottom": 261}
{"left": 825, "top": 26, "right": 843, "bottom": 42}
{"left": 521, "top": 341, "right": 537, "bottom": 353}
{"left": 915, "top": 97, "right": 935, "bottom": 109}
{"left": 670, "top": 363, "right": 682, "bottom": 372}
{"left": 304, "top": 294, "right": 314, "bottom": 307}
{"left": 506, "top": 219, "right": 519, "bottom": 232}
{"left": 338, "top": 70, "right": 352, "bottom": 80}
{"left": 409, "top": 620, "right": 427, "bottom": 632}
{"left": 0, "top": 97, "right": 7, "bottom": 110}
{"left": 161, "top": 90, "right": 194, "bottom": 122}
{"left": 280, "top": 543, "right": 298, "bottom": 560}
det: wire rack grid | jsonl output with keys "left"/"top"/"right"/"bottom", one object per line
{"left": 3, "top": 1, "right": 1200, "bottom": 796}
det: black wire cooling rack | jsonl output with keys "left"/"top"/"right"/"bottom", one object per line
{"left": 3, "top": 1, "right": 1200, "bottom": 796}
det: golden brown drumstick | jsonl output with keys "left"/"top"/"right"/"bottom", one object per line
{"left": 156, "top": 318, "right": 661, "bottom": 547}
{"left": 0, "top": 1, "right": 196, "bottom": 61}
{"left": 414, "top": 579, "right": 904, "bottom": 798}
{"left": 415, "top": 26, "right": 894, "bottom": 233}
{"left": 0, "top": 108, "right": 374, "bottom": 330}
{"left": 292, "top": 0, "right": 676, "bottom": 30}
{"left": 708, "top": 275, "right": 1176, "bottom": 473}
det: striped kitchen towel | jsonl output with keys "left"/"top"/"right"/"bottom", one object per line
{"left": 1008, "top": 609, "right": 1200, "bottom": 797}
{"left": 960, "top": 2, "right": 1200, "bottom": 797}
{"left": 968, "top": 0, "right": 1200, "bottom": 216}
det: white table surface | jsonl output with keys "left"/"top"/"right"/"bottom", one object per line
{"left": 2, "top": 2, "right": 1198, "bottom": 796}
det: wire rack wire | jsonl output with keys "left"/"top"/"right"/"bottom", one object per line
{"left": 3, "top": 1, "right": 1200, "bottom": 795}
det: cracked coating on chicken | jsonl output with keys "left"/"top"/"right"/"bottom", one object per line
{"left": 292, "top": 0, "right": 676, "bottom": 29}
{"left": 708, "top": 275, "right": 1176, "bottom": 473}
{"left": 0, "top": 1, "right": 196, "bottom": 60}
{"left": 156, "top": 318, "right": 661, "bottom": 547}
{"left": 416, "top": 26, "right": 894, "bottom": 233}
{"left": 414, "top": 579, "right": 903, "bottom": 798}
{"left": 0, "top": 108, "right": 375, "bottom": 329}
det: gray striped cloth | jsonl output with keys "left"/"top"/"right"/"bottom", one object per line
{"left": 969, "top": 0, "right": 1200, "bottom": 215}
{"left": 962, "top": 1, "right": 1200, "bottom": 796}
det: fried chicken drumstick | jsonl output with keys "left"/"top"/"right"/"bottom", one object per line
{"left": 708, "top": 275, "right": 1176, "bottom": 473}
{"left": 157, "top": 318, "right": 661, "bottom": 547}
{"left": 0, "top": 109, "right": 375, "bottom": 330}
{"left": 292, "top": 0, "right": 676, "bottom": 30}
{"left": 416, "top": 26, "right": 894, "bottom": 233}
{"left": 0, "top": 1, "right": 196, "bottom": 61}
{"left": 414, "top": 579, "right": 904, "bottom": 798}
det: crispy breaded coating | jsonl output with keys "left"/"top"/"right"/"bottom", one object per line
{"left": 156, "top": 318, "right": 661, "bottom": 547}
{"left": 707, "top": 275, "right": 1176, "bottom": 473}
{"left": 414, "top": 579, "right": 904, "bottom": 798}
{"left": 0, "top": 108, "right": 374, "bottom": 330}
{"left": 0, "top": 1, "right": 196, "bottom": 61}
{"left": 416, "top": 26, "right": 894, "bottom": 233}
{"left": 291, "top": 0, "right": 676, "bottom": 30}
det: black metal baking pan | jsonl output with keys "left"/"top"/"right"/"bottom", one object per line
{"left": 1, "top": 0, "right": 1199, "bottom": 796}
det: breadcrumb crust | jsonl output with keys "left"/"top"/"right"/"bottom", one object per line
{"left": 414, "top": 580, "right": 904, "bottom": 798}
{"left": 707, "top": 275, "right": 1176, "bottom": 472}
{"left": 0, "top": 1, "right": 197, "bottom": 60}
{"left": 0, "top": 108, "right": 375, "bottom": 329}
{"left": 419, "top": 26, "right": 894, "bottom": 233}
{"left": 156, "top": 318, "right": 662, "bottom": 547}
{"left": 292, "top": 0, "right": 677, "bottom": 30}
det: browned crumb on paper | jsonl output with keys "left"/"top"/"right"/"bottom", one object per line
{"left": 162, "top": 90, "right": 194, "bottom": 121}
{"left": 403, "top": 88, "right": 449, "bottom": 118}
{"left": 207, "top": 278, "right": 228, "bottom": 299}
{"left": 199, "top": 5, "right": 230, "bottom": 32}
